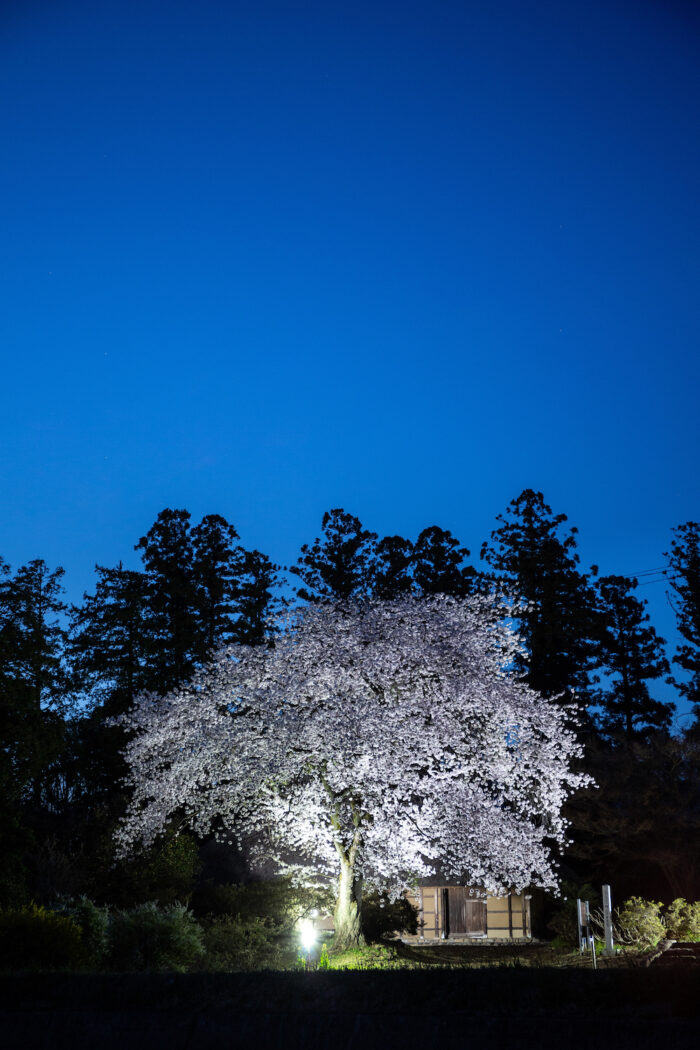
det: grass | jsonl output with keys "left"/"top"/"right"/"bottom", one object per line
{"left": 312, "top": 937, "right": 640, "bottom": 970}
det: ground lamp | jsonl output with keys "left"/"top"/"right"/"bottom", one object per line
{"left": 299, "top": 918, "right": 316, "bottom": 965}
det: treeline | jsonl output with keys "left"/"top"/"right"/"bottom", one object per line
{"left": 1, "top": 489, "right": 699, "bottom": 907}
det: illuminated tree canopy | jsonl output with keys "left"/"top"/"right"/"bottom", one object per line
{"left": 116, "top": 596, "right": 588, "bottom": 947}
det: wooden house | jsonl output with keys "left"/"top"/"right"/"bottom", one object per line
{"left": 315, "top": 883, "right": 533, "bottom": 942}
{"left": 402, "top": 882, "right": 532, "bottom": 943}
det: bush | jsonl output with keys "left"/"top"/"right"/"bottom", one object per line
{"left": 664, "top": 899, "right": 700, "bottom": 941}
{"left": 198, "top": 913, "right": 292, "bottom": 971}
{"left": 110, "top": 831, "right": 202, "bottom": 907}
{"left": 52, "top": 897, "right": 110, "bottom": 966}
{"left": 362, "top": 892, "right": 418, "bottom": 942}
{"left": 0, "top": 904, "right": 86, "bottom": 970}
{"left": 615, "top": 897, "right": 665, "bottom": 948}
{"left": 108, "top": 902, "right": 205, "bottom": 971}
{"left": 324, "top": 943, "right": 403, "bottom": 970}
{"left": 191, "top": 877, "right": 332, "bottom": 932}
{"left": 318, "top": 942, "right": 331, "bottom": 970}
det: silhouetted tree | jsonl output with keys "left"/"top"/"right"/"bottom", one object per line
{"left": 135, "top": 509, "right": 199, "bottom": 692}
{"left": 67, "top": 562, "right": 152, "bottom": 810}
{"left": 1, "top": 560, "right": 69, "bottom": 713}
{"left": 233, "top": 548, "right": 284, "bottom": 646}
{"left": 372, "top": 535, "right": 415, "bottom": 599}
{"left": 591, "top": 575, "right": 672, "bottom": 740}
{"left": 480, "top": 489, "right": 599, "bottom": 706}
{"left": 0, "top": 559, "right": 68, "bottom": 793}
{"left": 413, "top": 525, "right": 477, "bottom": 597}
{"left": 665, "top": 522, "right": 700, "bottom": 725}
{"left": 565, "top": 732, "right": 700, "bottom": 900}
{"left": 191, "top": 514, "right": 240, "bottom": 657}
{"left": 290, "top": 508, "right": 377, "bottom": 602}
{"left": 70, "top": 563, "right": 150, "bottom": 715}
{"left": 0, "top": 559, "right": 69, "bottom": 901}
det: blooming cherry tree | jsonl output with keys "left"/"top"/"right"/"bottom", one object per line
{"left": 116, "top": 596, "right": 588, "bottom": 948}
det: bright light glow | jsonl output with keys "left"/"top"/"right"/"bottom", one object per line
{"left": 299, "top": 919, "right": 316, "bottom": 952}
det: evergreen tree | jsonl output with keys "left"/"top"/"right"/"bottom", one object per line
{"left": 1, "top": 559, "right": 70, "bottom": 716}
{"left": 70, "top": 563, "right": 150, "bottom": 715}
{"left": 412, "top": 525, "right": 476, "bottom": 597}
{"left": 0, "top": 557, "right": 32, "bottom": 901}
{"left": 664, "top": 522, "right": 700, "bottom": 723}
{"left": 191, "top": 513, "right": 240, "bottom": 657}
{"left": 0, "top": 559, "right": 69, "bottom": 797}
{"left": 480, "top": 489, "right": 599, "bottom": 706}
{"left": 290, "top": 508, "right": 378, "bottom": 602}
{"left": 0, "top": 559, "right": 69, "bottom": 900}
{"left": 592, "top": 574, "right": 672, "bottom": 740}
{"left": 68, "top": 563, "right": 152, "bottom": 804}
{"left": 135, "top": 509, "right": 199, "bottom": 692}
{"left": 372, "top": 535, "right": 415, "bottom": 599}
{"left": 565, "top": 731, "right": 700, "bottom": 900}
{"left": 233, "top": 548, "right": 284, "bottom": 646}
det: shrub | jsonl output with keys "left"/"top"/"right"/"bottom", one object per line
{"left": 325, "top": 943, "right": 402, "bottom": 970}
{"left": 191, "top": 877, "right": 332, "bottom": 932}
{"left": 112, "top": 831, "right": 202, "bottom": 907}
{"left": 198, "top": 914, "right": 293, "bottom": 971}
{"left": 361, "top": 892, "right": 418, "bottom": 942}
{"left": 52, "top": 897, "right": 110, "bottom": 966}
{"left": 664, "top": 899, "right": 700, "bottom": 941}
{"left": 0, "top": 904, "right": 86, "bottom": 970}
{"left": 615, "top": 896, "right": 665, "bottom": 948}
{"left": 318, "top": 942, "right": 331, "bottom": 970}
{"left": 108, "top": 902, "right": 205, "bottom": 971}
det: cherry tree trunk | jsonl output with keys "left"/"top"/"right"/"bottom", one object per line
{"left": 332, "top": 859, "right": 365, "bottom": 950}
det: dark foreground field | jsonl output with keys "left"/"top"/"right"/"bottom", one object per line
{"left": 1, "top": 969, "right": 699, "bottom": 1050}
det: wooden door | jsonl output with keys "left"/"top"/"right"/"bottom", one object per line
{"left": 443, "top": 888, "right": 487, "bottom": 937}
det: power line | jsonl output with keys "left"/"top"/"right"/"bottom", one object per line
{"left": 620, "top": 565, "right": 672, "bottom": 579}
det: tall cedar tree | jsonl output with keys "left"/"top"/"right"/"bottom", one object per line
{"left": 191, "top": 514, "right": 241, "bottom": 656}
{"left": 71, "top": 512, "right": 277, "bottom": 791}
{"left": 71, "top": 510, "right": 278, "bottom": 797}
{"left": 233, "top": 548, "right": 284, "bottom": 645}
{"left": 68, "top": 563, "right": 151, "bottom": 800}
{"left": 135, "top": 509, "right": 199, "bottom": 692}
{"left": 291, "top": 508, "right": 378, "bottom": 601}
{"left": 664, "top": 522, "right": 700, "bottom": 725}
{"left": 70, "top": 563, "right": 151, "bottom": 715}
{"left": 412, "top": 525, "right": 477, "bottom": 596}
{"left": 480, "top": 489, "right": 599, "bottom": 706}
{"left": 372, "top": 535, "right": 415, "bottom": 599}
{"left": 191, "top": 515, "right": 283, "bottom": 648}
{"left": 592, "top": 575, "right": 672, "bottom": 740}
{"left": 0, "top": 559, "right": 68, "bottom": 902}
{"left": 293, "top": 512, "right": 479, "bottom": 602}
{"left": 61, "top": 511, "right": 258, "bottom": 905}
{"left": 0, "top": 559, "right": 68, "bottom": 796}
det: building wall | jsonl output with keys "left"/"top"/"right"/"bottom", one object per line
{"left": 403, "top": 887, "right": 531, "bottom": 942}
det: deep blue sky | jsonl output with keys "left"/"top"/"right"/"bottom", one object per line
{"left": 1, "top": 0, "right": 698, "bottom": 722}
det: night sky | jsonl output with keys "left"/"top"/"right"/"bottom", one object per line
{"left": 2, "top": 0, "right": 698, "bottom": 721}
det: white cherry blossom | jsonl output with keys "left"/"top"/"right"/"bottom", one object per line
{"left": 116, "top": 596, "right": 588, "bottom": 947}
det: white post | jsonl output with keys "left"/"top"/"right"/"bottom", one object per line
{"left": 602, "top": 884, "right": 614, "bottom": 956}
